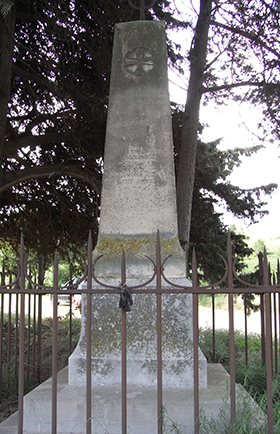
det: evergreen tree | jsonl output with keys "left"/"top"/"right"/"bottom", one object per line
{"left": 0, "top": 1, "right": 279, "bottom": 271}
{"left": 172, "top": 106, "right": 277, "bottom": 281}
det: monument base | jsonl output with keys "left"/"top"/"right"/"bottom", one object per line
{"left": 68, "top": 279, "right": 207, "bottom": 389}
{"left": 69, "top": 352, "right": 207, "bottom": 389}
{"left": 0, "top": 364, "right": 266, "bottom": 434}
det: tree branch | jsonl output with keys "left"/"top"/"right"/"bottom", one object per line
{"left": 5, "top": 129, "right": 105, "bottom": 157}
{"left": 210, "top": 19, "right": 280, "bottom": 60}
{"left": 12, "top": 64, "right": 62, "bottom": 97}
{"left": 202, "top": 80, "right": 264, "bottom": 94}
{"left": 0, "top": 164, "right": 101, "bottom": 194}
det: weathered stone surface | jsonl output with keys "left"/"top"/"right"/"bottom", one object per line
{"left": 69, "top": 289, "right": 207, "bottom": 388}
{"left": 99, "top": 21, "right": 177, "bottom": 240}
{"left": 93, "top": 20, "right": 186, "bottom": 278}
{"left": 68, "top": 20, "right": 207, "bottom": 388}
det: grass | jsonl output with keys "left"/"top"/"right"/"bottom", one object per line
{"left": 199, "top": 327, "right": 280, "bottom": 433}
{"left": 199, "top": 294, "right": 244, "bottom": 310}
{"left": 1, "top": 312, "right": 280, "bottom": 433}
{"left": 199, "top": 390, "right": 268, "bottom": 434}
{"left": 162, "top": 406, "right": 183, "bottom": 433}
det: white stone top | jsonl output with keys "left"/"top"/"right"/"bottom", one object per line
{"left": 99, "top": 21, "right": 178, "bottom": 239}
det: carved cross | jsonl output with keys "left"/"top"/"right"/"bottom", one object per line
{"left": 128, "top": 0, "right": 157, "bottom": 20}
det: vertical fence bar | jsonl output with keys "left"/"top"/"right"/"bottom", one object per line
{"left": 86, "top": 232, "right": 92, "bottom": 434}
{"left": 227, "top": 231, "right": 236, "bottom": 429}
{"left": 27, "top": 292, "right": 31, "bottom": 379}
{"left": 260, "top": 294, "right": 266, "bottom": 366}
{"left": 18, "top": 234, "right": 26, "bottom": 434}
{"left": 0, "top": 292, "right": 3, "bottom": 403}
{"left": 69, "top": 296, "right": 73, "bottom": 356}
{"left": 156, "top": 231, "right": 163, "bottom": 434}
{"left": 37, "top": 294, "right": 42, "bottom": 383}
{"left": 244, "top": 295, "right": 248, "bottom": 366}
{"left": 69, "top": 263, "right": 73, "bottom": 356}
{"left": 52, "top": 251, "right": 58, "bottom": 434}
{"left": 69, "top": 264, "right": 73, "bottom": 356}
{"left": 121, "top": 251, "right": 127, "bottom": 434}
{"left": 192, "top": 249, "right": 199, "bottom": 434}
{"left": 0, "top": 261, "right": 4, "bottom": 404}
{"left": 37, "top": 254, "right": 44, "bottom": 383}
{"left": 27, "top": 266, "right": 32, "bottom": 382}
{"left": 276, "top": 259, "right": 280, "bottom": 368}
{"left": 273, "top": 273, "right": 278, "bottom": 375}
{"left": 0, "top": 285, "right": 3, "bottom": 403}
{"left": 15, "top": 292, "right": 19, "bottom": 377}
{"left": 278, "top": 260, "right": 280, "bottom": 368}
{"left": 258, "top": 252, "right": 266, "bottom": 366}
{"left": 211, "top": 292, "right": 216, "bottom": 363}
{"left": 8, "top": 280, "right": 12, "bottom": 363}
{"left": 268, "top": 265, "right": 274, "bottom": 372}
{"left": 32, "top": 293, "right": 36, "bottom": 378}
{"left": 263, "top": 251, "right": 273, "bottom": 433}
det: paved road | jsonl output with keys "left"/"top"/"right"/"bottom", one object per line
{"left": 199, "top": 305, "right": 262, "bottom": 335}
{"left": 2, "top": 293, "right": 263, "bottom": 334}
{"left": 1, "top": 293, "right": 81, "bottom": 319}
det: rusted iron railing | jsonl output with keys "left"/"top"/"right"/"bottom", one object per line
{"left": 0, "top": 230, "right": 279, "bottom": 433}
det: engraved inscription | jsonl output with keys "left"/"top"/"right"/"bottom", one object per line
{"left": 124, "top": 47, "right": 154, "bottom": 76}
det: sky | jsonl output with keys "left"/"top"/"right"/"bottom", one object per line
{"left": 168, "top": 76, "right": 280, "bottom": 243}
{"left": 166, "top": 0, "right": 280, "bottom": 243}
{"left": 200, "top": 104, "right": 280, "bottom": 241}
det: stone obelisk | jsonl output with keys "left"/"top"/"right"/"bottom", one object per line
{"left": 69, "top": 20, "right": 206, "bottom": 388}
{"left": 93, "top": 20, "right": 186, "bottom": 278}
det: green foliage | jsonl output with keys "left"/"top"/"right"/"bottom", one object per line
{"left": 199, "top": 327, "right": 280, "bottom": 433}
{"left": 162, "top": 406, "right": 183, "bottom": 434}
{"left": 244, "top": 236, "right": 280, "bottom": 276}
{"left": 200, "top": 388, "right": 268, "bottom": 434}
{"left": 199, "top": 328, "right": 261, "bottom": 367}
{"left": 172, "top": 110, "right": 275, "bottom": 283}
{"left": 1, "top": 0, "right": 279, "bottom": 280}
{"left": 0, "top": 0, "right": 185, "bottom": 260}
{"left": 39, "top": 314, "right": 81, "bottom": 378}
{"left": 1, "top": 312, "right": 81, "bottom": 406}
{"left": 1, "top": 364, "right": 37, "bottom": 404}
{"left": 161, "top": 326, "right": 280, "bottom": 433}
{"left": 199, "top": 294, "right": 244, "bottom": 310}
{"left": 252, "top": 239, "right": 266, "bottom": 255}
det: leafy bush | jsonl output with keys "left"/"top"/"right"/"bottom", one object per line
{"left": 199, "top": 328, "right": 280, "bottom": 432}
{"left": 0, "top": 313, "right": 81, "bottom": 422}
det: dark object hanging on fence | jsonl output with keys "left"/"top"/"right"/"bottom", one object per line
{"left": 119, "top": 284, "right": 133, "bottom": 312}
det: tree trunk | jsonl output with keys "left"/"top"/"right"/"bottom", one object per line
{"left": 176, "top": 0, "right": 212, "bottom": 268}
{"left": 0, "top": 1, "right": 16, "bottom": 165}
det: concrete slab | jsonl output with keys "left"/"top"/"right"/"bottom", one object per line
{"left": 0, "top": 364, "right": 266, "bottom": 434}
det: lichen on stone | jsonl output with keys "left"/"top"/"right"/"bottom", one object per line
{"left": 95, "top": 235, "right": 183, "bottom": 258}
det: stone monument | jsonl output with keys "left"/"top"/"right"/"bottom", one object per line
{"left": 0, "top": 12, "right": 260, "bottom": 434}
{"left": 69, "top": 19, "right": 207, "bottom": 389}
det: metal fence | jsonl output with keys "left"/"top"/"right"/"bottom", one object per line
{"left": 0, "top": 231, "right": 279, "bottom": 434}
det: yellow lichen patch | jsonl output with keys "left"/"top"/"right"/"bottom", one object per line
{"left": 161, "top": 237, "right": 181, "bottom": 255}
{"left": 96, "top": 236, "right": 154, "bottom": 258}
{"left": 95, "top": 235, "right": 183, "bottom": 258}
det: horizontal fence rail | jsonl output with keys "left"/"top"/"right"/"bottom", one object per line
{"left": 0, "top": 230, "right": 279, "bottom": 434}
